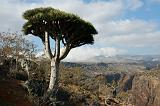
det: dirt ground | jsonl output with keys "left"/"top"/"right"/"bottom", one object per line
{"left": 0, "top": 79, "right": 33, "bottom": 106}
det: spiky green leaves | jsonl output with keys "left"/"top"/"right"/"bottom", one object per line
{"left": 22, "top": 7, "right": 97, "bottom": 48}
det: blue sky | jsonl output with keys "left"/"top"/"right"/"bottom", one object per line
{"left": 0, "top": 0, "right": 160, "bottom": 61}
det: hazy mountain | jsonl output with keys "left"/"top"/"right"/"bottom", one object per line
{"left": 84, "top": 55, "right": 160, "bottom": 63}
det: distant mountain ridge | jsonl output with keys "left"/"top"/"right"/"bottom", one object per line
{"left": 62, "top": 55, "right": 160, "bottom": 73}
{"left": 84, "top": 55, "right": 160, "bottom": 63}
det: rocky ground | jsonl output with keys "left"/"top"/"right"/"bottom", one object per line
{"left": 1, "top": 58, "right": 160, "bottom": 106}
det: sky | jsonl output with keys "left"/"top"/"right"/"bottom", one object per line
{"left": 0, "top": 0, "right": 160, "bottom": 62}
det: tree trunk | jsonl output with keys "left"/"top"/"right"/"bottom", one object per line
{"left": 47, "top": 58, "right": 59, "bottom": 95}
{"left": 47, "top": 33, "right": 60, "bottom": 93}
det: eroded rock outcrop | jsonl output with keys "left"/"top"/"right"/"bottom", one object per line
{"left": 104, "top": 71, "right": 160, "bottom": 106}
{"left": 129, "top": 72, "right": 160, "bottom": 106}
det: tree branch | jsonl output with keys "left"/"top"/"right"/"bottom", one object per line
{"left": 59, "top": 44, "right": 71, "bottom": 60}
{"left": 55, "top": 33, "right": 60, "bottom": 61}
{"left": 44, "top": 31, "right": 53, "bottom": 59}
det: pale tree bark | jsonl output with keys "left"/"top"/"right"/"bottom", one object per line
{"left": 47, "top": 34, "right": 60, "bottom": 93}
{"left": 48, "top": 58, "right": 59, "bottom": 92}
{"left": 44, "top": 31, "right": 53, "bottom": 59}
{"left": 44, "top": 31, "right": 71, "bottom": 97}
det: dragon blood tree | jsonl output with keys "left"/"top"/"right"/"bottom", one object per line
{"left": 22, "top": 7, "right": 97, "bottom": 97}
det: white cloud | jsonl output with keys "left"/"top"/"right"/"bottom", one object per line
{"left": 41, "top": 0, "right": 124, "bottom": 25}
{"left": 95, "top": 19, "right": 160, "bottom": 47}
{"left": 0, "top": 0, "right": 160, "bottom": 61}
{"left": 0, "top": 0, "right": 124, "bottom": 31}
{"left": 0, "top": 0, "right": 147, "bottom": 33}
{"left": 99, "top": 19, "right": 157, "bottom": 35}
{"left": 125, "top": 0, "right": 144, "bottom": 11}
{"left": 64, "top": 46, "right": 125, "bottom": 62}
{"left": 106, "top": 31, "right": 160, "bottom": 47}
{"left": 0, "top": 0, "right": 39, "bottom": 32}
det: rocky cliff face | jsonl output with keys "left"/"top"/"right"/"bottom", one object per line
{"left": 104, "top": 71, "right": 160, "bottom": 106}
{"left": 129, "top": 71, "right": 160, "bottom": 106}
{"left": 104, "top": 72, "right": 134, "bottom": 92}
